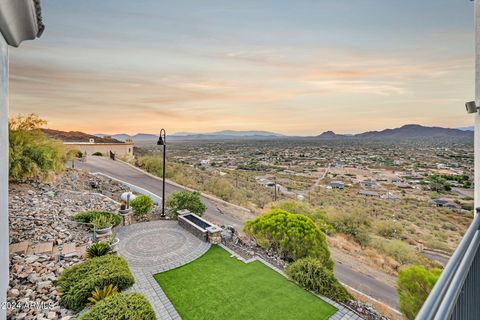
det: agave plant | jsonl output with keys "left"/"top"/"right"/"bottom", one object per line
{"left": 87, "top": 284, "right": 118, "bottom": 304}
{"left": 86, "top": 242, "right": 112, "bottom": 258}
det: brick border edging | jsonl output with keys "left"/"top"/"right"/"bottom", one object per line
{"left": 217, "top": 243, "right": 363, "bottom": 320}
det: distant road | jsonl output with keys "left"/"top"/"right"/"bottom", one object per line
{"left": 76, "top": 156, "right": 399, "bottom": 310}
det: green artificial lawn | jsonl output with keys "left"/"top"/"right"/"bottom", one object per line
{"left": 154, "top": 245, "right": 337, "bottom": 320}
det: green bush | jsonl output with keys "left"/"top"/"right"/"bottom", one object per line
{"left": 71, "top": 211, "right": 121, "bottom": 227}
{"left": 271, "top": 200, "right": 335, "bottom": 235}
{"left": 397, "top": 265, "right": 442, "bottom": 320}
{"left": 244, "top": 209, "right": 333, "bottom": 268}
{"left": 57, "top": 255, "right": 135, "bottom": 311}
{"left": 9, "top": 114, "right": 65, "bottom": 181}
{"left": 78, "top": 293, "right": 155, "bottom": 320}
{"left": 87, "top": 242, "right": 112, "bottom": 258}
{"left": 286, "top": 257, "right": 352, "bottom": 303}
{"left": 166, "top": 190, "right": 207, "bottom": 217}
{"left": 130, "top": 195, "right": 154, "bottom": 216}
{"left": 326, "top": 209, "right": 371, "bottom": 246}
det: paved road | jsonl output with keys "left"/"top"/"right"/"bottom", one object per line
{"left": 334, "top": 262, "right": 398, "bottom": 308}
{"left": 75, "top": 157, "right": 244, "bottom": 230}
{"left": 76, "top": 156, "right": 400, "bottom": 310}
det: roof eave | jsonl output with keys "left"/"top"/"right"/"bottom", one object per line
{"left": 0, "top": 0, "right": 44, "bottom": 47}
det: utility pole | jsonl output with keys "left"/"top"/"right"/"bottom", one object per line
{"left": 274, "top": 176, "right": 277, "bottom": 201}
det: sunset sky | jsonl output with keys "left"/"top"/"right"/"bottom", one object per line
{"left": 9, "top": 0, "right": 476, "bottom": 135}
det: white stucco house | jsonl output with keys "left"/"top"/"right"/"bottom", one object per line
{"left": 0, "top": 0, "right": 44, "bottom": 317}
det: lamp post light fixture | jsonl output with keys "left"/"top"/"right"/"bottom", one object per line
{"left": 157, "top": 129, "right": 167, "bottom": 217}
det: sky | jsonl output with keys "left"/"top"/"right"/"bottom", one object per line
{"left": 8, "top": 0, "right": 476, "bottom": 135}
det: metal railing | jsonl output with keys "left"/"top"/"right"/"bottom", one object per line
{"left": 416, "top": 208, "right": 480, "bottom": 320}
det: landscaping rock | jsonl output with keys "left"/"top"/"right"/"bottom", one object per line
{"left": 7, "top": 169, "right": 130, "bottom": 320}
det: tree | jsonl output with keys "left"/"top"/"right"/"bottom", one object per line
{"left": 397, "top": 265, "right": 442, "bottom": 320}
{"left": 9, "top": 113, "right": 65, "bottom": 181}
{"left": 166, "top": 190, "right": 207, "bottom": 217}
{"left": 244, "top": 209, "right": 333, "bottom": 269}
{"left": 271, "top": 200, "right": 334, "bottom": 234}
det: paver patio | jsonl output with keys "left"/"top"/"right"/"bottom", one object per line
{"left": 117, "top": 220, "right": 210, "bottom": 319}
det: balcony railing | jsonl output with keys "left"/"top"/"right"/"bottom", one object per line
{"left": 416, "top": 208, "right": 480, "bottom": 319}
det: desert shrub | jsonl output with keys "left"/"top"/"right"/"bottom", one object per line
{"left": 67, "top": 149, "right": 83, "bottom": 158}
{"left": 78, "top": 293, "right": 155, "bottom": 320}
{"left": 374, "top": 220, "right": 403, "bottom": 239}
{"left": 71, "top": 211, "right": 121, "bottom": 227}
{"left": 286, "top": 257, "right": 352, "bottom": 303}
{"left": 9, "top": 114, "right": 65, "bottom": 181}
{"left": 87, "top": 284, "right": 118, "bottom": 304}
{"left": 204, "top": 177, "right": 235, "bottom": 201}
{"left": 57, "top": 255, "right": 135, "bottom": 311}
{"left": 166, "top": 191, "right": 207, "bottom": 217}
{"left": 92, "top": 152, "right": 103, "bottom": 156}
{"left": 372, "top": 239, "right": 419, "bottom": 265}
{"left": 326, "top": 209, "right": 371, "bottom": 246}
{"left": 272, "top": 200, "right": 334, "bottom": 234}
{"left": 244, "top": 209, "right": 333, "bottom": 268}
{"left": 130, "top": 195, "right": 154, "bottom": 216}
{"left": 397, "top": 265, "right": 441, "bottom": 320}
{"left": 87, "top": 242, "right": 112, "bottom": 258}
{"left": 136, "top": 155, "right": 174, "bottom": 179}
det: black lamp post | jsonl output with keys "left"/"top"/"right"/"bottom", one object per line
{"left": 157, "top": 129, "right": 167, "bottom": 217}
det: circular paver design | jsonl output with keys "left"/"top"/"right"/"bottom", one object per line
{"left": 117, "top": 220, "right": 210, "bottom": 271}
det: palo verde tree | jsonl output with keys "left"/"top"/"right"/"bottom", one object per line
{"left": 244, "top": 209, "right": 333, "bottom": 269}
{"left": 9, "top": 114, "right": 65, "bottom": 181}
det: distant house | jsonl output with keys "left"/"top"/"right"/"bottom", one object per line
{"left": 431, "top": 199, "right": 458, "bottom": 209}
{"left": 358, "top": 190, "right": 380, "bottom": 198}
{"left": 381, "top": 192, "right": 400, "bottom": 201}
{"left": 328, "top": 181, "right": 344, "bottom": 189}
{"left": 393, "top": 182, "right": 412, "bottom": 189}
{"left": 431, "top": 199, "right": 449, "bottom": 207}
{"left": 64, "top": 138, "right": 134, "bottom": 157}
{"left": 360, "top": 179, "right": 377, "bottom": 189}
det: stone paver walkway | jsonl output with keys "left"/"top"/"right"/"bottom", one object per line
{"left": 117, "top": 220, "right": 210, "bottom": 320}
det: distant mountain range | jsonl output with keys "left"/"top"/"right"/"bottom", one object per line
{"left": 42, "top": 129, "right": 121, "bottom": 143}
{"left": 458, "top": 126, "right": 474, "bottom": 131}
{"left": 96, "top": 130, "right": 284, "bottom": 142}
{"left": 93, "top": 124, "right": 473, "bottom": 142}
{"left": 316, "top": 124, "right": 473, "bottom": 139}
